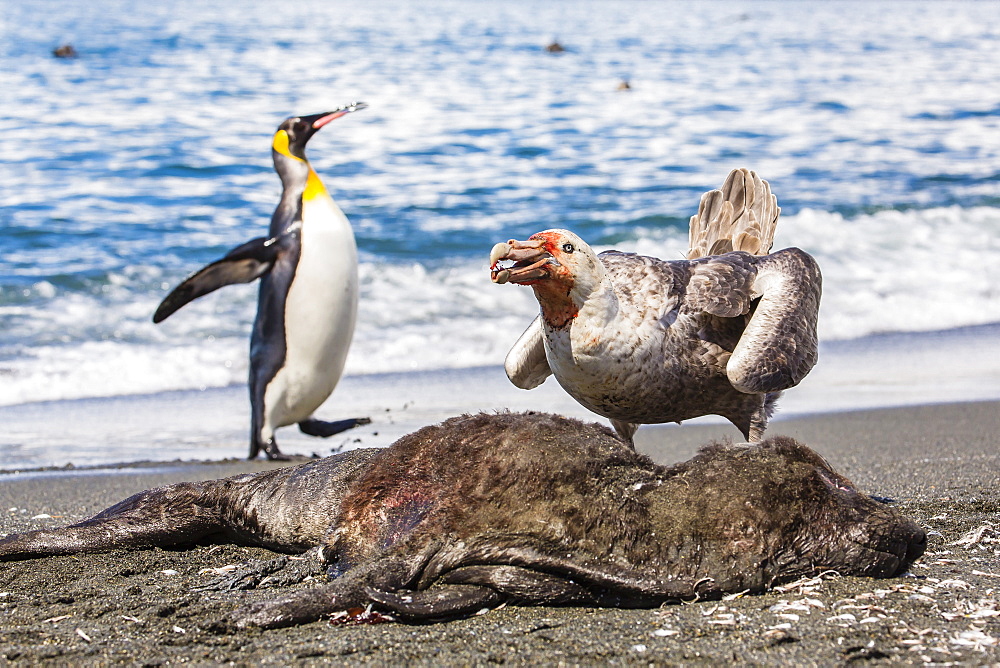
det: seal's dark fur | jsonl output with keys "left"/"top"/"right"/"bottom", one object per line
{"left": 0, "top": 412, "right": 924, "bottom": 627}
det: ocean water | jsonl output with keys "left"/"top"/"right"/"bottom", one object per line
{"left": 1, "top": 1, "right": 999, "bottom": 467}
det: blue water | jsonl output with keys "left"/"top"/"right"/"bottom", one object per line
{"left": 1, "top": 0, "right": 999, "bottom": 412}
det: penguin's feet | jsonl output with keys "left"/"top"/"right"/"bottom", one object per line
{"left": 248, "top": 437, "right": 291, "bottom": 461}
{"left": 260, "top": 437, "right": 292, "bottom": 461}
{"left": 298, "top": 417, "right": 372, "bottom": 438}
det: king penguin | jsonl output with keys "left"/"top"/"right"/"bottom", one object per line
{"left": 153, "top": 103, "right": 370, "bottom": 459}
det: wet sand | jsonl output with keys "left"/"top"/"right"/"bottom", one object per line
{"left": 1, "top": 401, "right": 999, "bottom": 665}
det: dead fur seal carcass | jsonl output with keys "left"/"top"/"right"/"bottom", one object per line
{"left": 0, "top": 412, "right": 925, "bottom": 628}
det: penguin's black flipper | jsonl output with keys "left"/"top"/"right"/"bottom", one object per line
{"left": 153, "top": 236, "right": 281, "bottom": 323}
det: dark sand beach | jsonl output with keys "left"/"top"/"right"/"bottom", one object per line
{"left": 1, "top": 401, "right": 998, "bottom": 665}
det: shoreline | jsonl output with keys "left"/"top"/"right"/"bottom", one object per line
{"left": 1, "top": 400, "right": 998, "bottom": 664}
{"left": 2, "top": 322, "right": 999, "bottom": 471}
{"left": 0, "top": 397, "right": 996, "bottom": 481}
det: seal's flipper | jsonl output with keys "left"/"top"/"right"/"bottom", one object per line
{"left": 298, "top": 417, "right": 372, "bottom": 438}
{"left": 439, "top": 564, "right": 596, "bottom": 606}
{"left": 229, "top": 552, "right": 407, "bottom": 629}
{"left": 152, "top": 236, "right": 283, "bottom": 323}
{"left": 193, "top": 551, "right": 326, "bottom": 592}
{"left": 422, "top": 538, "right": 715, "bottom": 608}
{"left": 0, "top": 482, "right": 220, "bottom": 561}
{"left": 232, "top": 580, "right": 370, "bottom": 629}
{"left": 364, "top": 584, "right": 502, "bottom": 620}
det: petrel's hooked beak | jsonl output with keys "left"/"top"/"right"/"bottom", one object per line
{"left": 490, "top": 238, "right": 553, "bottom": 284}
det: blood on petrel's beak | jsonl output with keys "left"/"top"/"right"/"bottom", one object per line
{"left": 490, "top": 239, "right": 552, "bottom": 284}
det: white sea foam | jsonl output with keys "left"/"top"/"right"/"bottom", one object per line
{"left": 1, "top": 205, "right": 998, "bottom": 407}
{"left": 775, "top": 206, "right": 1000, "bottom": 340}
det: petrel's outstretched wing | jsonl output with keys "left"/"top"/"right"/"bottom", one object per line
{"left": 688, "top": 168, "right": 780, "bottom": 260}
{"left": 504, "top": 316, "right": 551, "bottom": 390}
{"left": 726, "top": 247, "right": 822, "bottom": 394}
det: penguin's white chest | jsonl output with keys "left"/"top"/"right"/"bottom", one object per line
{"left": 266, "top": 195, "right": 358, "bottom": 426}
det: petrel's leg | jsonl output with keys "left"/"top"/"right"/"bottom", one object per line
{"left": 609, "top": 419, "right": 638, "bottom": 449}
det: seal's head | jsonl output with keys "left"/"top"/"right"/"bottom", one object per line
{"left": 650, "top": 437, "right": 926, "bottom": 593}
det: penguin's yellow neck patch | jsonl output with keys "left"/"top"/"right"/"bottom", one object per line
{"left": 271, "top": 130, "right": 304, "bottom": 162}
{"left": 304, "top": 169, "right": 328, "bottom": 201}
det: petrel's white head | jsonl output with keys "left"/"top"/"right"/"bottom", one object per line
{"left": 490, "top": 229, "right": 607, "bottom": 328}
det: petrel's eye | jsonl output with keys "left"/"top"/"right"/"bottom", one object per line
{"left": 562, "top": 243, "right": 575, "bottom": 253}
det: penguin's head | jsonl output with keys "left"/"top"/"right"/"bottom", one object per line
{"left": 272, "top": 102, "right": 367, "bottom": 162}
